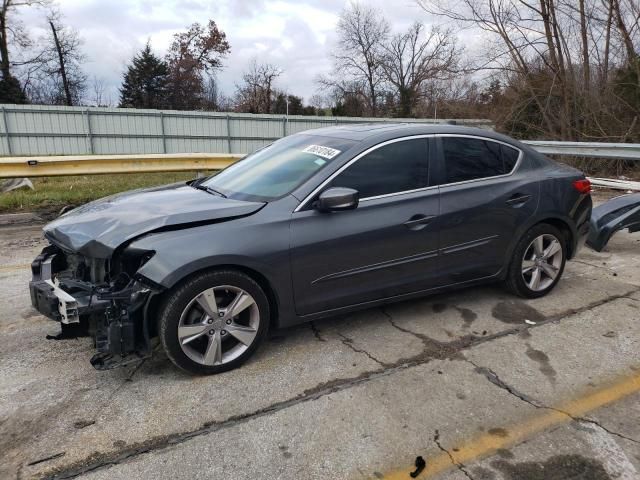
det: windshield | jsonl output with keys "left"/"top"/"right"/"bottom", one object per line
{"left": 201, "top": 134, "right": 356, "bottom": 202}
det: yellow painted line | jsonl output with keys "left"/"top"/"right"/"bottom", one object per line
{"left": 0, "top": 263, "right": 30, "bottom": 272}
{"left": 383, "top": 371, "right": 640, "bottom": 479}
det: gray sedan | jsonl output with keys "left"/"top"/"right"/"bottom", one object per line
{"left": 31, "top": 124, "right": 630, "bottom": 374}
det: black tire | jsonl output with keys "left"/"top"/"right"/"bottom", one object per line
{"left": 158, "top": 269, "right": 270, "bottom": 375}
{"left": 504, "top": 223, "right": 567, "bottom": 299}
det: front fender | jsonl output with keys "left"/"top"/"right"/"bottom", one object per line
{"left": 125, "top": 219, "right": 297, "bottom": 327}
{"left": 139, "top": 252, "right": 277, "bottom": 290}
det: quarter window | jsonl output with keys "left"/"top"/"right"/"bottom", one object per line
{"left": 328, "top": 138, "right": 429, "bottom": 199}
{"left": 442, "top": 137, "right": 519, "bottom": 184}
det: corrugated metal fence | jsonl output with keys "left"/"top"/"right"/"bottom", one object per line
{"left": 0, "top": 104, "right": 493, "bottom": 157}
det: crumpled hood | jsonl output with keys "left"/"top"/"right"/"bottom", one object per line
{"left": 44, "top": 182, "right": 265, "bottom": 258}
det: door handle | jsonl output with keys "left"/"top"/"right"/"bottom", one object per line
{"left": 404, "top": 214, "right": 436, "bottom": 230}
{"left": 506, "top": 194, "right": 532, "bottom": 206}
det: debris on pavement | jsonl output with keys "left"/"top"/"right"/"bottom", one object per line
{"left": 409, "top": 456, "right": 426, "bottom": 478}
{"left": 1, "top": 177, "right": 34, "bottom": 193}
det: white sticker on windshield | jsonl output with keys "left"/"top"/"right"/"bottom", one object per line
{"left": 302, "top": 144, "right": 341, "bottom": 160}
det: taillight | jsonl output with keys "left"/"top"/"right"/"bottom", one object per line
{"left": 572, "top": 178, "right": 591, "bottom": 194}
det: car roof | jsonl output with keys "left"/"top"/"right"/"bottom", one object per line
{"left": 301, "top": 123, "right": 523, "bottom": 147}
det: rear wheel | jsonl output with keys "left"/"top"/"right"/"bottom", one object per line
{"left": 505, "top": 223, "right": 566, "bottom": 298}
{"left": 158, "top": 270, "right": 269, "bottom": 375}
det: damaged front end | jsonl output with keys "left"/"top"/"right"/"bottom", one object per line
{"left": 29, "top": 241, "right": 161, "bottom": 370}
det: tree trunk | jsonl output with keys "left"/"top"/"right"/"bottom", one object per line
{"left": 548, "top": 1, "right": 572, "bottom": 139}
{"left": 398, "top": 88, "right": 412, "bottom": 117}
{"left": 49, "top": 19, "right": 73, "bottom": 106}
{"left": 0, "top": 11, "right": 11, "bottom": 79}
{"left": 578, "top": 0, "right": 590, "bottom": 94}
{"left": 601, "top": 0, "right": 613, "bottom": 90}
{"left": 369, "top": 80, "right": 377, "bottom": 117}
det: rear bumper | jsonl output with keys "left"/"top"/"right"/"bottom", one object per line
{"left": 587, "top": 193, "right": 640, "bottom": 251}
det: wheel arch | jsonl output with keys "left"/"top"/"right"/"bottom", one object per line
{"left": 502, "top": 214, "right": 577, "bottom": 280}
{"left": 540, "top": 217, "right": 575, "bottom": 258}
{"left": 143, "top": 263, "right": 282, "bottom": 337}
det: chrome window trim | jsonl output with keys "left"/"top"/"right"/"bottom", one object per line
{"left": 294, "top": 134, "right": 434, "bottom": 212}
{"left": 436, "top": 134, "right": 523, "bottom": 188}
{"left": 293, "top": 133, "right": 523, "bottom": 212}
{"left": 358, "top": 184, "right": 438, "bottom": 202}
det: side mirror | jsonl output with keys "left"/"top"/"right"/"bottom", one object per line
{"left": 316, "top": 187, "right": 359, "bottom": 212}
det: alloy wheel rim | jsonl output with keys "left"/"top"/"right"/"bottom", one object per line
{"left": 521, "top": 234, "right": 563, "bottom": 292}
{"left": 178, "top": 285, "right": 259, "bottom": 366}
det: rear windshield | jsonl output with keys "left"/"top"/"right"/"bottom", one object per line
{"left": 202, "top": 134, "right": 356, "bottom": 202}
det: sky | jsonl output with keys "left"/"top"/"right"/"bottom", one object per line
{"left": 17, "top": 0, "right": 447, "bottom": 106}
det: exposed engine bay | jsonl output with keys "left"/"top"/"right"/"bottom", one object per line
{"left": 29, "top": 241, "right": 160, "bottom": 370}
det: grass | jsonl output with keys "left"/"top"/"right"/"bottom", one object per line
{"left": 0, "top": 171, "right": 213, "bottom": 214}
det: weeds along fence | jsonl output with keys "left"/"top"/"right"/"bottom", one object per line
{"left": 0, "top": 104, "right": 493, "bottom": 157}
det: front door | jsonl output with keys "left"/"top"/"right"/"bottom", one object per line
{"left": 290, "top": 137, "right": 440, "bottom": 316}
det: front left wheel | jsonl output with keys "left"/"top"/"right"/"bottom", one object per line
{"left": 158, "top": 270, "right": 270, "bottom": 375}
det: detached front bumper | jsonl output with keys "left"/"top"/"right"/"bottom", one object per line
{"left": 29, "top": 246, "right": 157, "bottom": 370}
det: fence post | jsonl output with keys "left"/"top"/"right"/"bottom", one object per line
{"left": 226, "top": 114, "right": 232, "bottom": 153}
{"left": 160, "top": 112, "right": 167, "bottom": 153}
{"left": 84, "top": 109, "right": 94, "bottom": 154}
{"left": 1, "top": 107, "right": 12, "bottom": 155}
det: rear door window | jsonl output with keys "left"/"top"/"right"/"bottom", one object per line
{"left": 442, "top": 137, "right": 520, "bottom": 184}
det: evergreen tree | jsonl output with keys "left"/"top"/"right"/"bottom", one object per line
{"left": 119, "top": 43, "right": 169, "bottom": 109}
{"left": 0, "top": 74, "right": 27, "bottom": 104}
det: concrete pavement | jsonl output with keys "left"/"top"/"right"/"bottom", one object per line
{"left": 0, "top": 218, "right": 638, "bottom": 480}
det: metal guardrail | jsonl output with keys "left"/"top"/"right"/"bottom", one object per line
{"left": 0, "top": 153, "right": 242, "bottom": 178}
{"left": 523, "top": 141, "right": 640, "bottom": 160}
{"left": 0, "top": 141, "right": 638, "bottom": 179}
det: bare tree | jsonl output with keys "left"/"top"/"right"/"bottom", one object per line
{"left": 321, "top": 1, "right": 389, "bottom": 116}
{"left": 90, "top": 76, "right": 107, "bottom": 106}
{"left": 27, "top": 9, "right": 86, "bottom": 105}
{"left": 416, "top": 0, "right": 640, "bottom": 141}
{"left": 202, "top": 74, "right": 220, "bottom": 110}
{"left": 309, "top": 94, "right": 328, "bottom": 111}
{"left": 0, "top": 0, "right": 50, "bottom": 102}
{"left": 0, "top": 0, "right": 50, "bottom": 77}
{"left": 381, "top": 23, "right": 461, "bottom": 117}
{"left": 234, "top": 59, "right": 282, "bottom": 113}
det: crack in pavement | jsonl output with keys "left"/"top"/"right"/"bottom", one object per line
{"left": 105, "top": 360, "right": 146, "bottom": 401}
{"left": 468, "top": 360, "right": 541, "bottom": 407}
{"left": 336, "top": 333, "right": 388, "bottom": 367}
{"left": 571, "top": 259, "right": 617, "bottom": 272}
{"left": 38, "top": 289, "right": 640, "bottom": 479}
{"left": 380, "top": 306, "right": 427, "bottom": 340}
{"left": 434, "top": 429, "right": 475, "bottom": 480}
{"left": 309, "top": 321, "right": 327, "bottom": 342}
{"left": 467, "top": 359, "right": 640, "bottom": 446}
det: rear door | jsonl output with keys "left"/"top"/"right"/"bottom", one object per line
{"left": 435, "top": 135, "right": 539, "bottom": 285}
{"left": 289, "top": 136, "right": 440, "bottom": 315}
